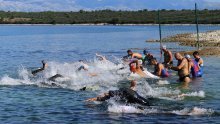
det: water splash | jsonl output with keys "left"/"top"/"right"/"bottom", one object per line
{"left": 172, "top": 107, "right": 214, "bottom": 116}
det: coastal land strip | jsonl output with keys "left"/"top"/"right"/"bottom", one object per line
{"left": 147, "top": 30, "right": 220, "bottom": 56}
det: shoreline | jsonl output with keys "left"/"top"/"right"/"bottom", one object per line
{"left": 1, "top": 23, "right": 220, "bottom": 26}
{"left": 147, "top": 30, "right": 220, "bottom": 56}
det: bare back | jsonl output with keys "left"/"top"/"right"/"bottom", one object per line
{"left": 132, "top": 53, "right": 142, "bottom": 59}
{"left": 177, "top": 58, "right": 189, "bottom": 77}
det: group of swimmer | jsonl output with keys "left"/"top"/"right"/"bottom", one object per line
{"left": 126, "top": 45, "right": 203, "bottom": 83}
{"left": 86, "top": 46, "right": 204, "bottom": 105}
{"left": 30, "top": 46, "right": 204, "bottom": 107}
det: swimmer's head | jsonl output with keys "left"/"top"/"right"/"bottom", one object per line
{"left": 127, "top": 49, "right": 133, "bottom": 56}
{"left": 193, "top": 51, "right": 200, "bottom": 58}
{"left": 174, "top": 52, "right": 183, "bottom": 60}
{"left": 130, "top": 64, "right": 136, "bottom": 73}
{"left": 185, "top": 54, "right": 191, "bottom": 59}
{"left": 143, "top": 49, "right": 149, "bottom": 55}
{"left": 161, "top": 45, "right": 167, "bottom": 50}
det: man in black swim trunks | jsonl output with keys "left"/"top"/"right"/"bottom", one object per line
{"left": 86, "top": 81, "right": 150, "bottom": 106}
{"left": 168, "top": 53, "right": 191, "bottom": 83}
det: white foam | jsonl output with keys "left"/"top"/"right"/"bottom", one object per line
{"left": 138, "top": 82, "right": 180, "bottom": 100}
{"left": 178, "top": 91, "right": 205, "bottom": 98}
{"left": 128, "top": 70, "right": 159, "bottom": 79}
{"left": 0, "top": 75, "right": 33, "bottom": 85}
{"left": 156, "top": 80, "right": 170, "bottom": 85}
{"left": 0, "top": 57, "right": 130, "bottom": 90}
{"left": 172, "top": 107, "right": 214, "bottom": 116}
{"left": 181, "top": 91, "right": 205, "bottom": 98}
{"left": 108, "top": 104, "right": 144, "bottom": 113}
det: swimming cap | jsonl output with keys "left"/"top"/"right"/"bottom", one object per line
{"left": 185, "top": 54, "right": 191, "bottom": 59}
{"left": 162, "top": 45, "right": 166, "bottom": 50}
{"left": 130, "top": 64, "right": 136, "bottom": 73}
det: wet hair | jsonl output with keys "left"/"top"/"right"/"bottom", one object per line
{"left": 185, "top": 54, "right": 191, "bottom": 59}
{"left": 127, "top": 50, "right": 132, "bottom": 53}
{"left": 193, "top": 51, "right": 199, "bottom": 56}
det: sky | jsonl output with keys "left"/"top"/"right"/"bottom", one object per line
{"left": 0, "top": 0, "right": 220, "bottom": 12}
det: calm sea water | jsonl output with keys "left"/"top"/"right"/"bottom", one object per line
{"left": 0, "top": 25, "right": 220, "bottom": 123}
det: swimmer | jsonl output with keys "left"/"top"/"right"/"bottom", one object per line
{"left": 127, "top": 49, "right": 144, "bottom": 69}
{"left": 31, "top": 60, "right": 48, "bottom": 76}
{"left": 185, "top": 54, "right": 198, "bottom": 78}
{"left": 76, "top": 60, "right": 98, "bottom": 77}
{"left": 151, "top": 58, "right": 169, "bottom": 78}
{"left": 127, "top": 50, "right": 143, "bottom": 59}
{"left": 161, "top": 45, "right": 173, "bottom": 65}
{"left": 77, "top": 60, "right": 89, "bottom": 71}
{"left": 86, "top": 81, "right": 150, "bottom": 106}
{"left": 177, "top": 93, "right": 188, "bottom": 98}
{"left": 129, "top": 59, "right": 146, "bottom": 77}
{"left": 192, "top": 51, "right": 204, "bottom": 77}
{"left": 168, "top": 53, "right": 191, "bottom": 83}
{"left": 47, "top": 74, "right": 63, "bottom": 82}
{"left": 143, "top": 49, "right": 154, "bottom": 65}
{"left": 96, "top": 53, "right": 107, "bottom": 61}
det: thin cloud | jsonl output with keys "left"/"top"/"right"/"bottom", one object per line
{"left": 0, "top": 0, "right": 83, "bottom": 12}
{"left": 0, "top": 0, "right": 219, "bottom": 12}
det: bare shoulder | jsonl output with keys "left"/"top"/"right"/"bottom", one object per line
{"left": 158, "top": 63, "right": 163, "bottom": 68}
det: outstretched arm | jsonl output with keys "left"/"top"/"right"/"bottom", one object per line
{"left": 96, "top": 53, "right": 107, "bottom": 61}
{"left": 85, "top": 93, "right": 110, "bottom": 102}
{"left": 85, "top": 97, "right": 98, "bottom": 102}
{"left": 32, "top": 61, "right": 48, "bottom": 75}
{"left": 170, "top": 59, "right": 186, "bottom": 71}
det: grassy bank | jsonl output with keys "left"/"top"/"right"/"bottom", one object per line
{"left": 0, "top": 9, "right": 220, "bottom": 24}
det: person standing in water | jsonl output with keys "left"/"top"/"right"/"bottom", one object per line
{"left": 168, "top": 53, "right": 190, "bottom": 83}
{"left": 143, "top": 49, "right": 154, "bottom": 65}
{"left": 161, "top": 45, "right": 173, "bottom": 66}
{"left": 192, "top": 51, "right": 204, "bottom": 77}
{"left": 151, "top": 58, "right": 169, "bottom": 78}
{"left": 86, "top": 80, "right": 150, "bottom": 106}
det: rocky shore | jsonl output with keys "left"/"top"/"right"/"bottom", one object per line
{"left": 179, "top": 47, "right": 220, "bottom": 56}
{"left": 162, "top": 30, "right": 220, "bottom": 47}
{"left": 147, "top": 30, "right": 220, "bottom": 56}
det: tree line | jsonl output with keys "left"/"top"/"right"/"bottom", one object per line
{"left": 0, "top": 9, "right": 219, "bottom": 24}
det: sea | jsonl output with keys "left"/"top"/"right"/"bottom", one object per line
{"left": 0, "top": 25, "right": 220, "bottom": 123}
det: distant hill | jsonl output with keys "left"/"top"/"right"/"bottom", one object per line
{"left": 0, "top": 9, "right": 219, "bottom": 24}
